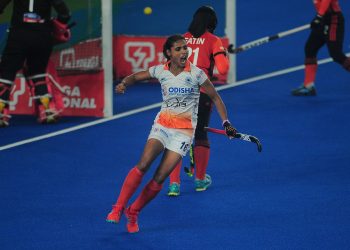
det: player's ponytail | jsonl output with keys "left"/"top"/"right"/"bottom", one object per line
{"left": 188, "top": 6, "right": 217, "bottom": 38}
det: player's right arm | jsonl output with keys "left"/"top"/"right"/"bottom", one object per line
{"left": 115, "top": 70, "right": 152, "bottom": 94}
{"left": 0, "top": 0, "right": 11, "bottom": 14}
{"left": 201, "top": 79, "right": 237, "bottom": 138}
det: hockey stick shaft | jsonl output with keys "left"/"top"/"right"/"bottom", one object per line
{"left": 204, "top": 127, "right": 262, "bottom": 152}
{"left": 228, "top": 24, "right": 310, "bottom": 54}
{"left": 184, "top": 144, "right": 195, "bottom": 177}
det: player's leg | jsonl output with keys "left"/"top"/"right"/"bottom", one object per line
{"left": 326, "top": 13, "right": 350, "bottom": 72}
{"left": 0, "top": 78, "right": 14, "bottom": 127}
{"left": 292, "top": 30, "right": 325, "bottom": 96}
{"left": 194, "top": 93, "right": 212, "bottom": 191}
{"left": 125, "top": 128, "right": 190, "bottom": 233}
{"left": 126, "top": 149, "right": 182, "bottom": 233}
{"left": 0, "top": 30, "right": 27, "bottom": 126}
{"left": 106, "top": 138, "right": 164, "bottom": 224}
{"left": 25, "top": 31, "right": 59, "bottom": 123}
{"left": 167, "top": 159, "right": 182, "bottom": 196}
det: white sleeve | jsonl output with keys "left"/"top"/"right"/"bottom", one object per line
{"left": 148, "top": 65, "right": 162, "bottom": 78}
{"left": 195, "top": 68, "right": 208, "bottom": 86}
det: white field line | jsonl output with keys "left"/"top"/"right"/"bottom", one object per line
{"left": 1, "top": 53, "right": 349, "bottom": 152}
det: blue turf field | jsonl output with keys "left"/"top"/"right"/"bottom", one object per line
{"left": 1, "top": 63, "right": 350, "bottom": 250}
{"left": 1, "top": 0, "right": 350, "bottom": 249}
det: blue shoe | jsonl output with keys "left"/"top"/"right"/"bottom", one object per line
{"left": 167, "top": 182, "right": 180, "bottom": 196}
{"left": 291, "top": 85, "right": 316, "bottom": 96}
{"left": 195, "top": 174, "right": 212, "bottom": 192}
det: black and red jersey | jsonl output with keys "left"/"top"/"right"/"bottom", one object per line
{"left": 313, "top": 0, "right": 341, "bottom": 15}
{"left": 183, "top": 31, "right": 227, "bottom": 79}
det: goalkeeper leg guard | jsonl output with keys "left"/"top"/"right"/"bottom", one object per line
{"left": 27, "top": 74, "right": 60, "bottom": 123}
{"left": 0, "top": 78, "right": 13, "bottom": 127}
{"left": 0, "top": 99, "right": 11, "bottom": 127}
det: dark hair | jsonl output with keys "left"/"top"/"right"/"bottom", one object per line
{"left": 163, "top": 34, "right": 186, "bottom": 61}
{"left": 188, "top": 6, "right": 217, "bottom": 38}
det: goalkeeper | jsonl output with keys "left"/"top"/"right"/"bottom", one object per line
{"left": 0, "top": 0, "right": 70, "bottom": 127}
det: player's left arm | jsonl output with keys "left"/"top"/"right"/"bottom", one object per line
{"left": 201, "top": 79, "right": 237, "bottom": 137}
{"left": 201, "top": 79, "right": 227, "bottom": 121}
{"left": 212, "top": 37, "right": 229, "bottom": 75}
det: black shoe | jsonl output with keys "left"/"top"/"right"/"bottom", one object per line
{"left": 291, "top": 85, "right": 316, "bottom": 96}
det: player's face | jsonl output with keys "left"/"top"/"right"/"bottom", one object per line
{"left": 169, "top": 39, "right": 188, "bottom": 68}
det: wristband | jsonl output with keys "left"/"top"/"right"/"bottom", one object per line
{"left": 222, "top": 119, "right": 230, "bottom": 126}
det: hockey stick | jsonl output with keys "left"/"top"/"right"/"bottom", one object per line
{"left": 204, "top": 127, "right": 262, "bottom": 152}
{"left": 183, "top": 144, "right": 195, "bottom": 177}
{"left": 228, "top": 24, "right": 310, "bottom": 54}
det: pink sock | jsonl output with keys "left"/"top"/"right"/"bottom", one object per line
{"left": 169, "top": 160, "right": 182, "bottom": 184}
{"left": 130, "top": 180, "right": 163, "bottom": 212}
{"left": 194, "top": 146, "right": 210, "bottom": 180}
{"left": 115, "top": 167, "right": 143, "bottom": 208}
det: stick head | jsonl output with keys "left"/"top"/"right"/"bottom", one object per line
{"left": 249, "top": 136, "right": 262, "bottom": 152}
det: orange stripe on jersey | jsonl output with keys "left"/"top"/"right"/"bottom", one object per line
{"left": 157, "top": 111, "right": 193, "bottom": 129}
{"left": 164, "top": 60, "right": 191, "bottom": 72}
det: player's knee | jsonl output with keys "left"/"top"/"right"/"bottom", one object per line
{"left": 135, "top": 161, "right": 150, "bottom": 173}
{"left": 304, "top": 44, "right": 318, "bottom": 58}
{"left": 152, "top": 174, "right": 167, "bottom": 185}
{"left": 304, "top": 57, "right": 317, "bottom": 65}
